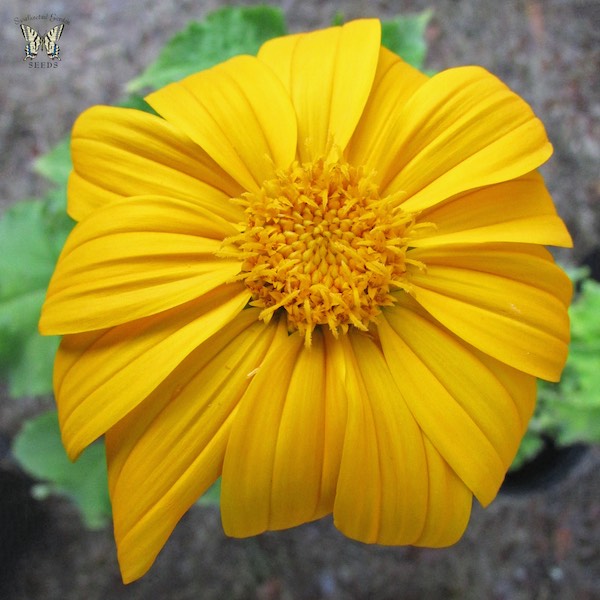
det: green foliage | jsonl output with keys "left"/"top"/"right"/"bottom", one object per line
{"left": 542, "top": 276, "right": 600, "bottom": 444}
{"left": 12, "top": 410, "right": 112, "bottom": 529}
{"left": 510, "top": 429, "right": 545, "bottom": 470}
{"left": 34, "top": 137, "right": 72, "bottom": 186}
{"left": 0, "top": 130, "right": 74, "bottom": 397}
{"left": 512, "top": 273, "right": 600, "bottom": 468}
{"left": 0, "top": 198, "right": 72, "bottom": 396}
{"left": 197, "top": 478, "right": 221, "bottom": 507}
{"left": 381, "top": 11, "right": 432, "bottom": 70}
{"left": 127, "top": 5, "right": 287, "bottom": 92}
{"left": 117, "top": 94, "right": 159, "bottom": 114}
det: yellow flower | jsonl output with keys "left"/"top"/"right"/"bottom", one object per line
{"left": 39, "top": 19, "right": 572, "bottom": 583}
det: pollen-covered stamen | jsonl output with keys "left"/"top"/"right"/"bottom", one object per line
{"left": 227, "top": 158, "right": 418, "bottom": 344}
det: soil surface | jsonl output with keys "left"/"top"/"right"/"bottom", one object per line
{"left": 1, "top": 1, "right": 599, "bottom": 599}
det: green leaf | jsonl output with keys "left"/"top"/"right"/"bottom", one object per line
{"left": 0, "top": 290, "right": 60, "bottom": 397}
{"left": 0, "top": 198, "right": 73, "bottom": 397}
{"left": 570, "top": 277, "right": 600, "bottom": 341}
{"left": 12, "top": 410, "right": 111, "bottom": 529}
{"left": 331, "top": 12, "right": 344, "bottom": 26}
{"left": 549, "top": 277, "right": 600, "bottom": 446}
{"left": 381, "top": 11, "right": 432, "bottom": 69}
{"left": 116, "top": 94, "right": 159, "bottom": 115}
{"left": 127, "top": 5, "right": 287, "bottom": 93}
{"left": 511, "top": 429, "right": 545, "bottom": 470}
{"left": 196, "top": 477, "right": 221, "bottom": 507}
{"left": 33, "top": 137, "right": 72, "bottom": 186}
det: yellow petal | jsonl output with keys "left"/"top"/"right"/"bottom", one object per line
{"left": 54, "top": 284, "right": 250, "bottom": 459}
{"left": 257, "top": 31, "right": 301, "bottom": 90}
{"left": 407, "top": 243, "right": 572, "bottom": 380}
{"left": 68, "top": 106, "right": 243, "bottom": 222}
{"left": 221, "top": 323, "right": 338, "bottom": 536}
{"left": 378, "top": 66, "right": 552, "bottom": 210}
{"left": 333, "top": 332, "right": 429, "bottom": 545}
{"left": 413, "top": 171, "right": 572, "bottom": 248}
{"left": 106, "top": 310, "right": 276, "bottom": 583}
{"left": 331, "top": 336, "right": 381, "bottom": 543}
{"left": 413, "top": 437, "right": 473, "bottom": 547}
{"left": 408, "top": 242, "right": 573, "bottom": 307}
{"left": 105, "top": 307, "right": 261, "bottom": 493}
{"left": 318, "top": 329, "right": 349, "bottom": 515}
{"left": 378, "top": 305, "right": 514, "bottom": 506}
{"left": 260, "top": 19, "right": 381, "bottom": 161}
{"left": 473, "top": 349, "right": 537, "bottom": 436}
{"left": 269, "top": 329, "right": 330, "bottom": 528}
{"left": 146, "top": 55, "right": 297, "bottom": 191}
{"left": 67, "top": 171, "right": 119, "bottom": 221}
{"left": 383, "top": 299, "right": 529, "bottom": 465}
{"left": 346, "top": 47, "right": 428, "bottom": 167}
{"left": 39, "top": 196, "right": 241, "bottom": 334}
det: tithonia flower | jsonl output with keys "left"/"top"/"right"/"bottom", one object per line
{"left": 39, "top": 19, "right": 572, "bottom": 583}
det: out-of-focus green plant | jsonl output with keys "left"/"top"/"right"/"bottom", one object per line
{"left": 0, "top": 5, "right": 433, "bottom": 527}
{"left": 12, "top": 411, "right": 111, "bottom": 528}
{"left": 512, "top": 270, "right": 600, "bottom": 469}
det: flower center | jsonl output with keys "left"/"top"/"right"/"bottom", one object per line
{"left": 229, "top": 158, "right": 416, "bottom": 344}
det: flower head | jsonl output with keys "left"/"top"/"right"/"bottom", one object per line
{"left": 39, "top": 19, "right": 572, "bottom": 583}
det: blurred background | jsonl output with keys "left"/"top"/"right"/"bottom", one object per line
{"left": 1, "top": 1, "right": 599, "bottom": 598}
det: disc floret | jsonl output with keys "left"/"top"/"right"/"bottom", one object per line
{"left": 229, "top": 158, "right": 417, "bottom": 344}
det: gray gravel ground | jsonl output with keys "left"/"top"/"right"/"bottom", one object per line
{"left": 1, "top": 1, "right": 599, "bottom": 598}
